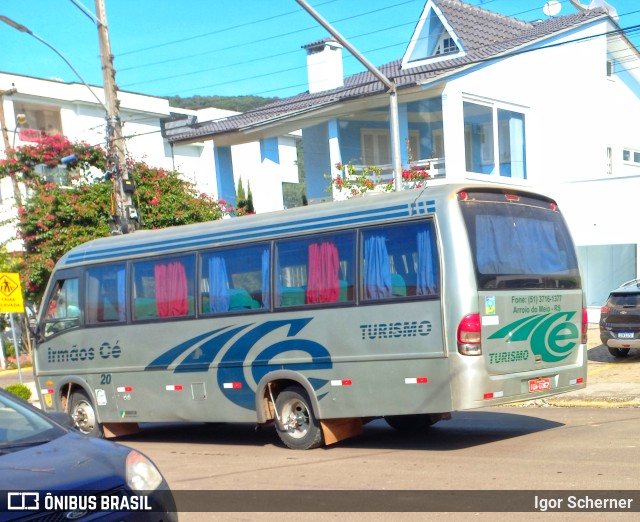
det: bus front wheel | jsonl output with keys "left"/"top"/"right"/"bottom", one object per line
{"left": 275, "top": 387, "right": 323, "bottom": 450}
{"left": 70, "top": 389, "right": 103, "bottom": 438}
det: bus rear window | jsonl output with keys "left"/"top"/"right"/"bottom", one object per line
{"left": 459, "top": 191, "right": 580, "bottom": 290}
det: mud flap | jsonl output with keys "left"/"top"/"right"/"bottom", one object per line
{"left": 320, "top": 418, "right": 363, "bottom": 445}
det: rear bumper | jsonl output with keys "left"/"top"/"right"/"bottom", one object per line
{"left": 600, "top": 331, "right": 640, "bottom": 348}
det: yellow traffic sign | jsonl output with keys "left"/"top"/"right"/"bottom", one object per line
{"left": 0, "top": 272, "right": 25, "bottom": 313}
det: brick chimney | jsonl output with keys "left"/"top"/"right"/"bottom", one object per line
{"left": 302, "top": 38, "right": 344, "bottom": 94}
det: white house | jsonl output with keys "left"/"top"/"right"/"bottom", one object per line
{"left": 166, "top": 0, "right": 640, "bottom": 320}
{"left": 0, "top": 72, "right": 302, "bottom": 250}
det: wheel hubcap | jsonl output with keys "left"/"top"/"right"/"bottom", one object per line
{"left": 72, "top": 401, "right": 96, "bottom": 434}
{"left": 281, "top": 399, "right": 309, "bottom": 439}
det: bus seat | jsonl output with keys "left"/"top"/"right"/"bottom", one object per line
{"left": 280, "top": 286, "right": 306, "bottom": 306}
{"left": 229, "top": 288, "right": 260, "bottom": 310}
{"left": 391, "top": 274, "right": 406, "bottom": 297}
{"left": 134, "top": 298, "right": 158, "bottom": 319}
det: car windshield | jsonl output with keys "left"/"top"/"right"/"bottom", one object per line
{"left": 0, "top": 392, "right": 65, "bottom": 454}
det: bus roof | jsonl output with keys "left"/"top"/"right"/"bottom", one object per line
{"left": 57, "top": 181, "right": 554, "bottom": 268}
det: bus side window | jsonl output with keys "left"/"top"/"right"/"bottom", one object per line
{"left": 362, "top": 221, "right": 439, "bottom": 301}
{"left": 132, "top": 255, "right": 195, "bottom": 320}
{"left": 86, "top": 264, "right": 126, "bottom": 324}
{"left": 200, "top": 243, "right": 270, "bottom": 314}
{"left": 275, "top": 232, "right": 355, "bottom": 308}
{"left": 43, "top": 278, "right": 80, "bottom": 337}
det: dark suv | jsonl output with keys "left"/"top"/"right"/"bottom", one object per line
{"left": 600, "top": 279, "right": 640, "bottom": 357}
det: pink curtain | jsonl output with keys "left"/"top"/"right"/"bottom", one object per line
{"left": 155, "top": 261, "right": 188, "bottom": 317}
{"left": 306, "top": 242, "right": 340, "bottom": 304}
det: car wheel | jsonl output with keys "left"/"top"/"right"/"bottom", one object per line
{"left": 70, "top": 389, "right": 103, "bottom": 437}
{"left": 608, "top": 347, "right": 630, "bottom": 358}
{"left": 275, "top": 386, "right": 323, "bottom": 450}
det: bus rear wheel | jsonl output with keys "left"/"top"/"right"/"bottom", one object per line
{"left": 275, "top": 387, "right": 323, "bottom": 450}
{"left": 384, "top": 414, "right": 440, "bottom": 432}
{"left": 70, "top": 389, "right": 103, "bottom": 438}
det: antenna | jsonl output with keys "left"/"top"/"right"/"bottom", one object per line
{"left": 543, "top": 0, "right": 562, "bottom": 17}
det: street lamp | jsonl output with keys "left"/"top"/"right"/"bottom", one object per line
{"left": 13, "top": 113, "right": 27, "bottom": 147}
{"left": 0, "top": 15, "right": 108, "bottom": 114}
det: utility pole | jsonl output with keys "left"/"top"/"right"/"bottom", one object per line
{"left": 294, "top": 0, "right": 404, "bottom": 191}
{"left": 0, "top": 87, "right": 23, "bottom": 207}
{"left": 94, "top": 0, "right": 138, "bottom": 234}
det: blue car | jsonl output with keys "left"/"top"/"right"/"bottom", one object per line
{"left": 0, "top": 387, "right": 177, "bottom": 521}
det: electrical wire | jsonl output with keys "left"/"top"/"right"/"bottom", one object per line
{"left": 115, "top": 2, "right": 640, "bottom": 98}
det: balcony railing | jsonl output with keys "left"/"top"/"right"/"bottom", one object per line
{"left": 346, "top": 158, "right": 446, "bottom": 184}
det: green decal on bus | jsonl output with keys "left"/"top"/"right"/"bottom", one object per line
{"left": 488, "top": 312, "right": 579, "bottom": 363}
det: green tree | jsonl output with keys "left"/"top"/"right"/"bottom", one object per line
{"left": 236, "top": 178, "right": 254, "bottom": 214}
{"left": 236, "top": 176, "right": 246, "bottom": 202}
{"left": 2, "top": 135, "right": 239, "bottom": 304}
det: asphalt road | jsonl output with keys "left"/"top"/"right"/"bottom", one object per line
{"left": 1, "top": 326, "right": 638, "bottom": 520}
{"left": 116, "top": 407, "right": 639, "bottom": 521}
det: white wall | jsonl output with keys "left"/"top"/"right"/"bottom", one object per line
{"left": 230, "top": 134, "right": 300, "bottom": 214}
{"left": 0, "top": 72, "right": 220, "bottom": 250}
{"left": 443, "top": 22, "right": 607, "bottom": 184}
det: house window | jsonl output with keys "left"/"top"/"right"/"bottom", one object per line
{"left": 433, "top": 33, "right": 459, "bottom": 56}
{"left": 606, "top": 59, "right": 614, "bottom": 77}
{"left": 13, "top": 102, "right": 62, "bottom": 141}
{"left": 431, "top": 128, "right": 444, "bottom": 158}
{"left": 464, "top": 101, "right": 527, "bottom": 179}
{"left": 361, "top": 129, "right": 391, "bottom": 166}
{"left": 362, "top": 129, "right": 421, "bottom": 166}
{"left": 623, "top": 149, "right": 640, "bottom": 165}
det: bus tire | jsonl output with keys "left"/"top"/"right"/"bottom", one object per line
{"left": 275, "top": 386, "right": 323, "bottom": 450}
{"left": 608, "top": 347, "right": 630, "bottom": 358}
{"left": 384, "top": 414, "right": 439, "bottom": 432}
{"left": 70, "top": 389, "right": 103, "bottom": 438}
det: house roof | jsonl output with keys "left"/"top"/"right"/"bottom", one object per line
{"left": 166, "top": 0, "right": 609, "bottom": 144}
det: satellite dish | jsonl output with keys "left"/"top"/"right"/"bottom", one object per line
{"left": 543, "top": 0, "right": 562, "bottom": 16}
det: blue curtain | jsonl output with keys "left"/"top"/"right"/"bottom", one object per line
{"left": 261, "top": 248, "right": 270, "bottom": 308}
{"left": 116, "top": 267, "right": 126, "bottom": 321}
{"left": 364, "top": 236, "right": 392, "bottom": 299}
{"left": 208, "top": 256, "right": 230, "bottom": 313}
{"left": 476, "top": 215, "right": 566, "bottom": 274}
{"left": 416, "top": 227, "right": 438, "bottom": 295}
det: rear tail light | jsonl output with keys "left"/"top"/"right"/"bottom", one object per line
{"left": 582, "top": 308, "right": 588, "bottom": 344}
{"left": 600, "top": 305, "right": 609, "bottom": 315}
{"left": 458, "top": 313, "right": 482, "bottom": 355}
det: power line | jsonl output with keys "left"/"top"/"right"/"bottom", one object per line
{"left": 116, "top": 0, "right": 343, "bottom": 57}
{"left": 161, "top": 18, "right": 640, "bottom": 98}
{"left": 116, "top": 2, "right": 640, "bottom": 98}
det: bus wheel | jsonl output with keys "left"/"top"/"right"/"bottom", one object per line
{"left": 608, "top": 347, "right": 630, "bottom": 358}
{"left": 70, "top": 389, "right": 103, "bottom": 438}
{"left": 384, "top": 414, "right": 439, "bottom": 432}
{"left": 275, "top": 387, "right": 323, "bottom": 450}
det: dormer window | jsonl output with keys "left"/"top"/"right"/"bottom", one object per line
{"left": 433, "top": 33, "right": 459, "bottom": 56}
{"left": 401, "top": 0, "right": 465, "bottom": 69}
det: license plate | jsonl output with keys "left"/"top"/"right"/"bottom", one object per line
{"left": 617, "top": 332, "right": 634, "bottom": 339}
{"left": 529, "top": 377, "right": 551, "bottom": 393}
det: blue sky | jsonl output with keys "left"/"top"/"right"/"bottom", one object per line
{"left": 1, "top": 0, "right": 639, "bottom": 100}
